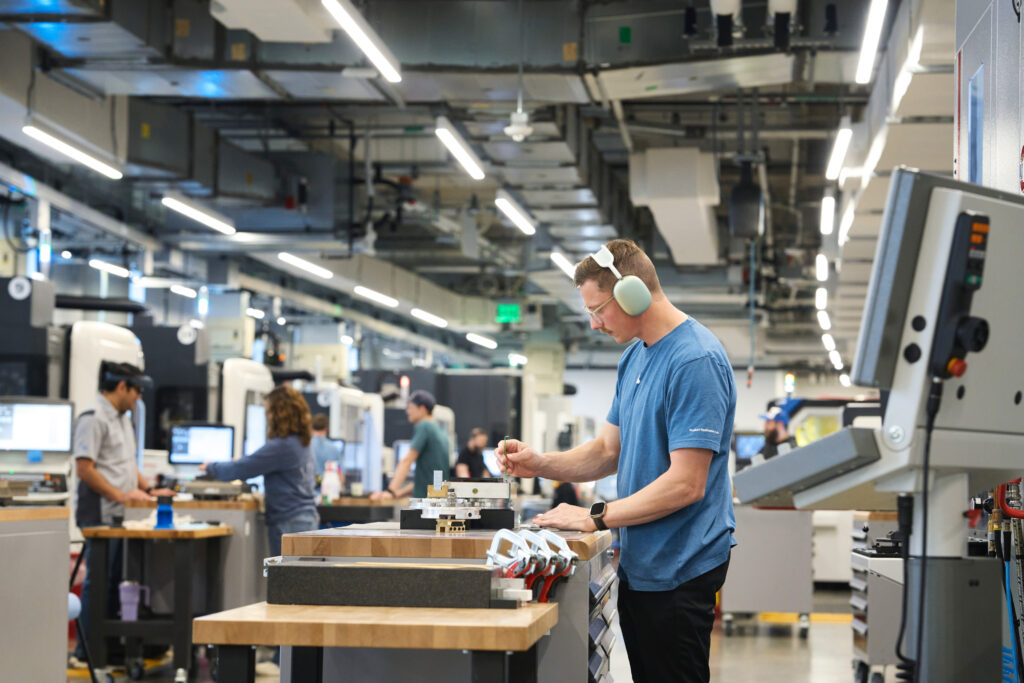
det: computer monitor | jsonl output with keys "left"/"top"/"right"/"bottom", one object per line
{"left": 392, "top": 440, "right": 415, "bottom": 474}
{"left": 0, "top": 398, "right": 73, "bottom": 453}
{"left": 734, "top": 434, "right": 766, "bottom": 460}
{"left": 169, "top": 424, "right": 234, "bottom": 465}
{"left": 482, "top": 448, "right": 499, "bottom": 475}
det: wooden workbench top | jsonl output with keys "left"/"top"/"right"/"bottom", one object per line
{"left": 281, "top": 523, "right": 611, "bottom": 561}
{"left": 126, "top": 499, "right": 259, "bottom": 511}
{"left": 81, "top": 524, "right": 234, "bottom": 539}
{"left": 328, "top": 496, "right": 409, "bottom": 507}
{"left": 0, "top": 506, "right": 69, "bottom": 523}
{"left": 193, "top": 601, "right": 557, "bottom": 651}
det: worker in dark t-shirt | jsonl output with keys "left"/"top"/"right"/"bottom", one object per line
{"left": 455, "top": 428, "right": 491, "bottom": 478}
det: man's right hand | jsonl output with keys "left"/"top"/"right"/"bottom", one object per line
{"left": 495, "top": 438, "right": 544, "bottom": 478}
{"left": 123, "top": 488, "right": 152, "bottom": 502}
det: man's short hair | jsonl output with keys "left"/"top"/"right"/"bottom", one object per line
{"left": 572, "top": 239, "right": 662, "bottom": 294}
{"left": 408, "top": 390, "right": 436, "bottom": 414}
{"left": 311, "top": 413, "right": 329, "bottom": 431}
{"left": 98, "top": 362, "right": 145, "bottom": 393}
{"left": 470, "top": 428, "right": 486, "bottom": 439}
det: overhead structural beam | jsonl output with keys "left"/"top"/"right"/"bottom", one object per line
{"left": 0, "top": 160, "right": 161, "bottom": 252}
{"left": 235, "top": 273, "right": 489, "bottom": 367}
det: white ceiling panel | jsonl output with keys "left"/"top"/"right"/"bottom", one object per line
{"left": 876, "top": 122, "right": 953, "bottom": 173}
{"left": 263, "top": 71, "right": 385, "bottom": 100}
{"left": 858, "top": 175, "right": 891, "bottom": 212}
{"left": 848, "top": 212, "right": 884, "bottom": 240}
{"left": 534, "top": 208, "right": 602, "bottom": 224}
{"left": 483, "top": 140, "right": 575, "bottom": 163}
{"left": 501, "top": 166, "right": 582, "bottom": 186}
{"left": 398, "top": 73, "right": 589, "bottom": 104}
{"left": 548, "top": 224, "right": 617, "bottom": 240}
{"left": 465, "top": 120, "right": 561, "bottom": 138}
{"left": 520, "top": 188, "right": 596, "bottom": 206}
{"left": 599, "top": 54, "right": 795, "bottom": 100}
{"left": 841, "top": 237, "right": 878, "bottom": 261}
{"left": 894, "top": 72, "right": 955, "bottom": 119}
{"left": 62, "top": 68, "right": 281, "bottom": 99}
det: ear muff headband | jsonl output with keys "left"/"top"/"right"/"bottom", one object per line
{"left": 592, "top": 246, "right": 652, "bottom": 317}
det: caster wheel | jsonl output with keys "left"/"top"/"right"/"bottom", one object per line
{"left": 853, "top": 660, "right": 869, "bottom": 683}
{"left": 869, "top": 674, "right": 884, "bottom": 683}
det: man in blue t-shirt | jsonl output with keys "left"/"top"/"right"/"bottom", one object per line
{"left": 498, "top": 239, "right": 736, "bottom": 683}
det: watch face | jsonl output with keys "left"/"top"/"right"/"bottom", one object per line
{"left": 591, "top": 501, "right": 606, "bottom": 516}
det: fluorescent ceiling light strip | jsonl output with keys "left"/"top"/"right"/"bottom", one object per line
{"left": 820, "top": 194, "right": 836, "bottom": 235}
{"left": 340, "top": 335, "right": 355, "bottom": 345}
{"left": 246, "top": 308, "right": 265, "bottom": 320}
{"left": 508, "top": 353, "right": 528, "bottom": 366}
{"left": 88, "top": 258, "right": 130, "bottom": 278}
{"left": 162, "top": 195, "right": 236, "bottom": 235}
{"left": 22, "top": 125, "right": 123, "bottom": 180}
{"left": 411, "top": 307, "right": 448, "bottom": 328}
{"left": 822, "top": 333, "right": 836, "bottom": 352}
{"left": 435, "top": 117, "right": 486, "bottom": 180}
{"left": 170, "top": 284, "right": 197, "bottom": 299}
{"left": 277, "top": 317, "right": 287, "bottom": 325}
{"left": 550, "top": 251, "right": 576, "bottom": 279}
{"left": 495, "top": 190, "right": 536, "bottom": 236}
{"left": 839, "top": 373, "right": 851, "bottom": 387}
{"left": 321, "top": 0, "right": 402, "bottom": 83}
{"left": 815, "top": 287, "right": 828, "bottom": 310}
{"left": 815, "top": 253, "right": 829, "bottom": 282}
{"left": 354, "top": 285, "right": 399, "bottom": 308}
{"left": 278, "top": 252, "right": 334, "bottom": 279}
{"left": 466, "top": 333, "right": 498, "bottom": 350}
{"left": 818, "top": 310, "right": 832, "bottom": 331}
{"left": 829, "top": 349, "right": 843, "bottom": 369}
{"left": 856, "top": 0, "right": 890, "bottom": 84}
{"left": 825, "top": 128, "right": 852, "bottom": 181}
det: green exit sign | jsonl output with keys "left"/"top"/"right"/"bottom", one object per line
{"left": 495, "top": 303, "right": 522, "bottom": 324}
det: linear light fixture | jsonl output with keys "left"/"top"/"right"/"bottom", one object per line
{"left": 22, "top": 125, "right": 123, "bottom": 180}
{"left": 495, "top": 189, "right": 536, "bottom": 236}
{"left": 825, "top": 123, "right": 852, "bottom": 181}
{"left": 340, "top": 335, "right": 355, "bottom": 346}
{"left": 817, "top": 310, "right": 832, "bottom": 331}
{"left": 839, "top": 205, "right": 856, "bottom": 246}
{"left": 278, "top": 252, "right": 333, "bottom": 279}
{"left": 276, "top": 316, "right": 287, "bottom": 325}
{"left": 354, "top": 285, "right": 399, "bottom": 308}
{"left": 466, "top": 332, "right": 498, "bottom": 350}
{"left": 550, "top": 251, "right": 576, "bottom": 279}
{"left": 170, "top": 284, "right": 197, "bottom": 299}
{"left": 189, "top": 319, "right": 205, "bottom": 329}
{"left": 829, "top": 349, "right": 844, "bottom": 370}
{"left": 435, "top": 116, "right": 486, "bottom": 181}
{"left": 822, "top": 333, "right": 836, "bottom": 352}
{"left": 508, "top": 353, "right": 528, "bottom": 366}
{"left": 245, "top": 308, "right": 265, "bottom": 320}
{"left": 820, "top": 193, "right": 836, "bottom": 235}
{"left": 162, "top": 193, "right": 236, "bottom": 235}
{"left": 815, "top": 253, "right": 829, "bottom": 282}
{"left": 815, "top": 287, "right": 828, "bottom": 310}
{"left": 321, "top": 0, "right": 402, "bottom": 83}
{"left": 839, "top": 373, "right": 852, "bottom": 387}
{"left": 411, "top": 307, "right": 448, "bottom": 328}
{"left": 60, "top": 250, "right": 73, "bottom": 260}
{"left": 88, "top": 258, "right": 130, "bottom": 278}
{"left": 855, "top": 0, "right": 890, "bottom": 84}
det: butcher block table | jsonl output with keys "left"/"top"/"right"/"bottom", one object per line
{"left": 194, "top": 601, "right": 559, "bottom": 682}
{"left": 269, "top": 523, "right": 617, "bottom": 683}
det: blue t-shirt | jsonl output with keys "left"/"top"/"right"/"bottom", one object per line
{"left": 607, "top": 317, "right": 737, "bottom": 591}
{"left": 206, "top": 434, "right": 317, "bottom": 526}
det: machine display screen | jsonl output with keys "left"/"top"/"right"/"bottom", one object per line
{"left": 393, "top": 440, "right": 415, "bottom": 475}
{"left": 482, "top": 448, "right": 499, "bottom": 475}
{"left": 0, "top": 400, "right": 73, "bottom": 452}
{"left": 244, "top": 403, "right": 267, "bottom": 457}
{"left": 169, "top": 424, "right": 234, "bottom": 464}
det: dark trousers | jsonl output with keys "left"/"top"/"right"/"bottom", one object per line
{"left": 74, "top": 536, "right": 123, "bottom": 659}
{"left": 617, "top": 554, "right": 730, "bottom": 683}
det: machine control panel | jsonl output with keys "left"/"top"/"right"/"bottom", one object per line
{"left": 928, "top": 212, "right": 990, "bottom": 379}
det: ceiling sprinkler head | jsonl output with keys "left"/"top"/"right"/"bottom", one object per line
{"left": 504, "top": 111, "right": 534, "bottom": 143}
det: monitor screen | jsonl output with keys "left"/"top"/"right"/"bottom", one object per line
{"left": 169, "top": 424, "right": 234, "bottom": 464}
{"left": 392, "top": 440, "right": 415, "bottom": 475}
{"left": 735, "top": 435, "right": 766, "bottom": 460}
{"left": 482, "top": 448, "right": 499, "bottom": 475}
{"left": 0, "top": 399, "right": 73, "bottom": 452}
{"left": 244, "top": 403, "right": 266, "bottom": 457}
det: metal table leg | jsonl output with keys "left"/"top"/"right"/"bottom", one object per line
{"left": 86, "top": 537, "right": 109, "bottom": 667}
{"left": 471, "top": 645, "right": 538, "bottom": 683}
{"left": 218, "top": 645, "right": 255, "bottom": 682}
{"left": 292, "top": 647, "right": 324, "bottom": 682}
{"left": 173, "top": 540, "right": 195, "bottom": 673}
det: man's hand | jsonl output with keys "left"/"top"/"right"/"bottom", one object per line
{"left": 198, "top": 462, "right": 208, "bottom": 473}
{"left": 495, "top": 438, "right": 544, "bottom": 478}
{"left": 533, "top": 503, "right": 597, "bottom": 532}
{"left": 123, "top": 488, "right": 152, "bottom": 503}
{"left": 149, "top": 488, "right": 176, "bottom": 497}
{"left": 369, "top": 490, "right": 393, "bottom": 501}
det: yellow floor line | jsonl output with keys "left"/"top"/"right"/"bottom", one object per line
{"left": 756, "top": 612, "right": 853, "bottom": 624}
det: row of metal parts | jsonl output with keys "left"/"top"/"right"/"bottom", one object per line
{"left": 486, "top": 528, "right": 578, "bottom": 603}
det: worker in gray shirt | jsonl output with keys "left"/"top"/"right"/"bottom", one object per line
{"left": 70, "top": 362, "right": 174, "bottom": 668}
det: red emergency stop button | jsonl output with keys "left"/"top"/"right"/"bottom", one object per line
{"left": 947, "top": 358, "right": 968, "bottom": 378}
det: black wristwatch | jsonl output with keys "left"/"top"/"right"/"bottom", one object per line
{"left": 590, "top": 501, "right": 608, "bottom": 531}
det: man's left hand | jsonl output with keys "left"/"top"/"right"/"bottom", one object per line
{"left": 533, "top": 503, "right": 597, "bottom": 532}
{"left": 149, "top": 488, "right": 176, "bottom": 497}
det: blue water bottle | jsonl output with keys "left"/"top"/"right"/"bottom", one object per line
{"left": 154, "top": 496, "right": 174, "bottom": 529}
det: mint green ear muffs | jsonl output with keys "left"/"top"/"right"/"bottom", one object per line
{"left": 592, "top": 246, "right": 652, "bottom": 316}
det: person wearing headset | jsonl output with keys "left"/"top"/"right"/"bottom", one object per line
{"left": 497, "top": 239, "right": 736, "bottom": 683}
